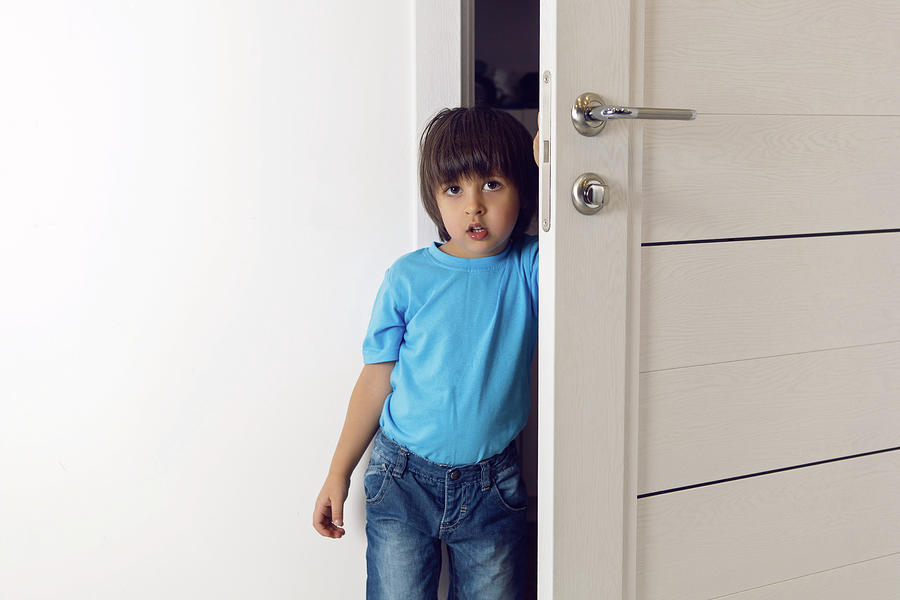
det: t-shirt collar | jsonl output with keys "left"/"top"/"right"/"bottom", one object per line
{"left": 427, "top": 238, "right": 513, "bottom": 270}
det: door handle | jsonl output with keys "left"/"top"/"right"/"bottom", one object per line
{"left": 572, "top": 92, "right": 696, "bottom": 136}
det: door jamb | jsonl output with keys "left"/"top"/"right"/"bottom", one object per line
{"left": 413, "top": 0, "right": 472, "bottom": 248}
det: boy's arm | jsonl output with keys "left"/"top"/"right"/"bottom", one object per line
{"left": 328, "top": 360, "right": 395, "bottom": 479}
{"left": 313, "top": 360, "right": 395, "bottom": 539}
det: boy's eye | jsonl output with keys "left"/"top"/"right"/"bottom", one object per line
{"left": 445, "top": 185, "right": 462, "bottom": 195}
{"left": 484, "top": 180, "right": 502, "bottom": 191}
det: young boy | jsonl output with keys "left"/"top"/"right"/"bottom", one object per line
{"left": 313, "top": 106, "right": 539, "bottom": 599}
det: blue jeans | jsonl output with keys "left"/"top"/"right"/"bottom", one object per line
{"left": 365, "top": 427, "right": 527, "bottom": 599}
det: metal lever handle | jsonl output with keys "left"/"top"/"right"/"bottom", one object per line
{"left": 572, "top": 92, "right": 696, "bottom": 136}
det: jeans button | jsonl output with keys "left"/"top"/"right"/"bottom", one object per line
{"left": 449, "top": 469, "right": 461, "bottom": 480}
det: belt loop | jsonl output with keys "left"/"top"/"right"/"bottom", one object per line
{"left": 481, "top": 461, "right": 491, "bottom": 491}
{"left": 392, "top": 448, "right": 408, "bottom": 478}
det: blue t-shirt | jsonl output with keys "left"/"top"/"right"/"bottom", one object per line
{"left": 362, "top": 234, "right": 539, "bottom": 465}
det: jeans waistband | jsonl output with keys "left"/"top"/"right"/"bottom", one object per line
{"left": 371, "top": 428, "right": 519, "bottom": 488}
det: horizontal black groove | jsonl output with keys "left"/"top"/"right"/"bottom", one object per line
{"left": 637, "top": 445, "right": 900, "bottom": 499}
{"left": 642, "top": 228, "right": 900, "bottom": 247}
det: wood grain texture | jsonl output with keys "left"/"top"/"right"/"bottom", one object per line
{"left": 644, "top": 0, "right": 900, "bottom": 114}
{"left": 637, "top": 451, "right": 900, "bottom": 599}
{"left": 540, "top": 0, "right": 635, "bottom": 597}
{"left": 639, "top": 341, "right": 900, "bottom": 494}
{"left": 709, "top": 552, "right": 900, "bottom": 600}
{"left": 544, "top": 0, "right": 900, "bottom": 595}
{"left": 633, "top": 1, "right": 900, "bottom": 597}
{"left": 624, "top": 0, "right": 647, "bottom": 597}
{"left": 639, "top": 232, "right": 900, "bottom": 372}
{"left": 641, "top": 116, "right": 900, "bottom": 243}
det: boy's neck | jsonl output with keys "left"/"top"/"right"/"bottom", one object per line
{"left": 438, "top": 237, "right": 511, "bottom": 259}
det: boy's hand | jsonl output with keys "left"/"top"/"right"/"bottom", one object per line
{"left": 313, "top": 473, "right": 350, "bottom": 539}
{"left": 533, "top": 111, "right": 541, "bottom": 166}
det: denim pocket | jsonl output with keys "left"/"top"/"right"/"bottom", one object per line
{"left": 490, "top": 462, "right": 528, "bottom": 513}
{"left": 364, "top": 458, "right": 392, "bottom": 505}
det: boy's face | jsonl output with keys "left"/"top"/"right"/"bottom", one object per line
{"left": 434, "top": 173, "right": 520, "bottom": 259}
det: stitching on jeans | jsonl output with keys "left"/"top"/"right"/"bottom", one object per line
{"left": 399, "top": 463, "right": 511, "bottom": 484}
{"left": 370, "top": 448, "right": 392, "bottom": 466}
{"left": 440, "top": 475, "right": 451, "bottom": 530}
{"left": 393, "top": 449, "right": 408, "bottom": 478}
{"left": 459, "top": 483, "right": 468, "bottom": 515}
{"left": 490, "top": 473, "right": 527, "bottom": 513}
{"left": 364, "top": 466, "right": 392, "bottom": 506}
{"left": 440, "top": 483, "right": 475, "bottom": 534}
{"left": 374, "top": 441, "right": 516, "bottom": 483}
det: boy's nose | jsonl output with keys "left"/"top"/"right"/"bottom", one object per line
{"left": 465, "top": 195, "right": 485, "bottom": 215}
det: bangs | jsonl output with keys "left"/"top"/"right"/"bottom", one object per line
{"left": 422, "top": 109, "right": 522, "bottom": 190}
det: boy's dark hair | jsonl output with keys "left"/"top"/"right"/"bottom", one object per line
{"left": 419, "top": 107, "right": 538, "bottom": 244}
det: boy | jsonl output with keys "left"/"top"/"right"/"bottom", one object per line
{"left": 313, "top": 106, "right": 539, "bottom": 599}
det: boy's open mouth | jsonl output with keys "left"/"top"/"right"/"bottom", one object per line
{"left": 467, "top": 223, "right": 488, "bottom": 240}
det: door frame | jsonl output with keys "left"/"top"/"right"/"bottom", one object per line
{"left": 412, "top": 0, "right": 473, "bottom": 248}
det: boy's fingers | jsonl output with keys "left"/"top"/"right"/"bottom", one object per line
{"left": 313, "top": 480, "right": 349, "bottom": 538}
{"left": 312, "top": 502, "right": 331, "bottom": 535}
{"left": 332, "top": 498, "right": 344, "bottom": 528}
{"left": 312, "top": 497, "right": 346, "bottom": 539}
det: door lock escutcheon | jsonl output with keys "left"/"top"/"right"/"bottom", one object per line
{"left": 572, "top": 173, "right": 609, "bottom": 215}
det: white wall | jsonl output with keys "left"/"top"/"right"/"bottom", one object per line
{"left": 0, "top": 2, "right": 414, "bottom": 598}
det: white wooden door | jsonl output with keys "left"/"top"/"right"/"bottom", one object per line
{"left": 537, "top": 0, "right": 900, "bottom": 598}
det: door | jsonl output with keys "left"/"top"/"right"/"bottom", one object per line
{"left": 537, "top": 0, "right": 900, "bottom": 598}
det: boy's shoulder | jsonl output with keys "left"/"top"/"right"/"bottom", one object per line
{"left": 382, "top": 245, "right": 433, "bottom": 279}
{"left": 394, "top": 244, "right": 432, "bottom": 266}
{"left": 518, "top": 233, "right": 539, "bottom": 262}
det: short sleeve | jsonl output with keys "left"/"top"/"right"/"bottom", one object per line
{"left": 362, "top": 268, "right": 406, "bottom": 364}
